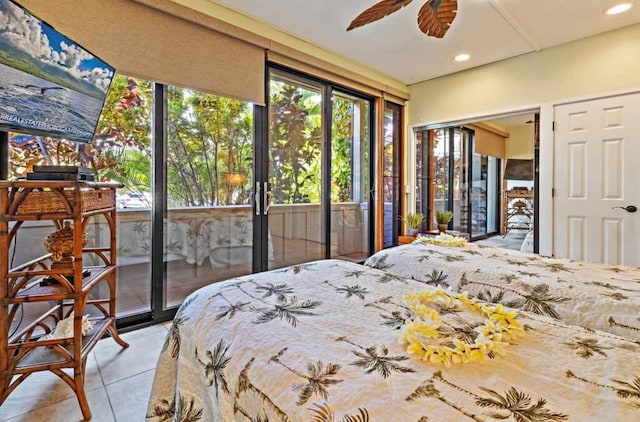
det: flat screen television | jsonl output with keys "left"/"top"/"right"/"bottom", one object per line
{"left": 0, "top": 0, "right": 114, "bottom": 143}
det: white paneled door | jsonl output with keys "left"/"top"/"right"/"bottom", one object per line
{"left": 554, "top": 93, "right": 640, "bottom": 266}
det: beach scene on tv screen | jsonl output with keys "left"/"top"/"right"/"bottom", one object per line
{"left": 0, "top": 0, "right": 114, "bottom": 143}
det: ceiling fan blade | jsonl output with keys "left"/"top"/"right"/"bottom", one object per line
{"left": 347, "top": 0, "right": 414, "bottom": 31}
{"left": 417, "top": 0, "right": 458, "bottom": 38}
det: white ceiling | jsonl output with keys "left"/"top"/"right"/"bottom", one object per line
{"left": 209, "top": 0, "right": 640, "bottom": 85}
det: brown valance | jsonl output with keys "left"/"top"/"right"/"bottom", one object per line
{"left": 467, "top": 123, "right": 507, "bottom": 158}
{"left": 18, "top": 0, "right": 266, "bottom": 104}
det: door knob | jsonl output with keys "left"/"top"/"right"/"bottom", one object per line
{"left": 263, "top": 182, "right": 272, "bottom": 215}
{"left": 255, "top": 182, "right": 261, "bottom": 215}
{"left": 612, "top": 205, "right": 637, "bottom": 213}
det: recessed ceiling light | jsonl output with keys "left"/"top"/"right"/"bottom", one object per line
{"left": 454, "top": 53, "right": 470, "bottom": 62}
{"left": 605, "top": 2, "right": 632, "bottom": 15}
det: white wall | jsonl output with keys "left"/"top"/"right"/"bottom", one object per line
{"left": 406, "top": 24, "right": 640, "bottom": 256}
{"left": 408, "top": 24, "right": 640, "bottom": 125}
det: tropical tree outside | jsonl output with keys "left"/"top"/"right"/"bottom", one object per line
{"left": 166, "top": 87, "right": 253, "bottom": 207}
{"left": 8, "top": 74, "right": 152, "bottom": 193}
{"left": 268, "top": 81, "right": 322, "bottom": 204}
{"left": 9, "top": 73, "right": 363, "bottom": 210}
{"left": 332, "top": 95, "right": 355, "bottom": 203}
{"left": 7, "top": 75, "right": 258, "bottom": 208}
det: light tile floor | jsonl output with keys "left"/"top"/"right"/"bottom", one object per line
{"left": 1, "top": 322, "right": 171, "bottom": 422}
{"left": 474, "top": 229, "right": 529, "bottom": 251}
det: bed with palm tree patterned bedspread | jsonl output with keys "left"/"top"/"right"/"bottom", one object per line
{"left": 364, "top": 240, "right": 640, "bottom": 340}
{"left": 147, "top": 259, "right": 639, "bottom": 421}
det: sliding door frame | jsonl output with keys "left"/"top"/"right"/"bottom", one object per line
{"left": 417, "top": 126, "right": 500, "bottom": 240}
{"left": 117, "top": 82, "right": 174, "bottom": 329}
{"left": 382, "top": 101, "right": 403, "bottom": 247}
{"left": 252, "top": 102, "right": 270, "bottom": 272}
{"left": 259, "top": 64, "right": 376, "bottom": 269}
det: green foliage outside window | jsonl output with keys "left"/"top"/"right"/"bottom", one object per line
{"left": 269, "top": 81, "right": 322, "bottom": 204}
{"left": 9, "top": 73, "right": 365, "bottom": 209}
{"left": 332, "top": 96, "right": 354, "bottom": 203}
{"left": 8, "top": 74, "right": 152, "bottom": 193}
{"left": 166, "top": 87, "right": 253, "bottom": 207}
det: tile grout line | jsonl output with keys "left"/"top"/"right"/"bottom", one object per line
{"left": 1, "top": 324, "right": 168, "bottom": 421}
{"left": 92, "top": 351, "right": 118, "bottom": 421}
{"left": 103, "top": 368, "right": 158, "bottom": 422}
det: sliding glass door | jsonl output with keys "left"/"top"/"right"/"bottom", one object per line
{"left": 330, "top": 91, "right": 370, "bottom": 261}
{"left": 265, "top": 68, "right": 373, "bottom": 270}
{"left": 470, "top": 152, "right": 488, "bottom": 238}
{"left": 6, "top": 70, "right": 375, "bottom": 329}
{"left": 165, "top": 86, "right": 255, "bottom": 308}
{"left": 5, "top": 68, "right": 375, "bottom": 330}
{"left": 266, "top": 73, "right": 325, "bottom": 269}
{"left": 452, "top": 128, "right": 470, "bottom": 231}
{"left": 382, "top": 102, "right": 402, "bottom": 248}
{"left": 416, "top": 126, "right": 499, "bottom": 240}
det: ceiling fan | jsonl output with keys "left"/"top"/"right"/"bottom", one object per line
{"left": 347, "top": 0, "right": 458, "bottom": 39}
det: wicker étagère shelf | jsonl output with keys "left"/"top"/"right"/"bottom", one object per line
{"left": 0, "top": 181, "right": 128, "bottom": 421}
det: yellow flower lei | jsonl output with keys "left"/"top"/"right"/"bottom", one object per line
{"left": 400, "top": 287, "right": 524, "bottom": 368}
{"left": 415, "top": 233, "right": 467, "bottom": 247}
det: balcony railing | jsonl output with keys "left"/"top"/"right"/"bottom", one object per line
{"left": 8, "top": 202, "right": 368, "bottom": 270}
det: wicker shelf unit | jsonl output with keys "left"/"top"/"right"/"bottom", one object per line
{"left": 502, "top": 188, "right": 534, "bottom": 236}
{"left": 0, "top": 180, "right": 128, "bottom": 421}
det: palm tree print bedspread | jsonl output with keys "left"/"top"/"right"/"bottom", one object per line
{"left": 147, "top": 259, "right": 639, "bottom": 421}
{"left": 364, "top": 241, "right": 640, "bottom": 340}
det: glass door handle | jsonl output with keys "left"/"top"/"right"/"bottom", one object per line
{"left": 255, "top": 182, "right": 261, "bottom": 215}
{"left": 263, "top": 181, "right": 272, "bottom": 215}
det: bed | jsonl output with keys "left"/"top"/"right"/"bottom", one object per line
{"left": 147, "top": 259, "right": 639, "bottom": 421}
{"left": 364, "top": 239, "right": 640, "bottom": 340}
